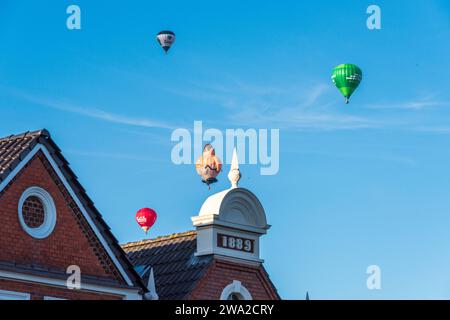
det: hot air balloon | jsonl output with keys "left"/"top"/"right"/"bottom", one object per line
{"left": 196, "top": 144, "right": 222, "bottom": 188}
{"left": 156, "top": 30, "right": 176, "bottom": 53}
{"left": 135, "top": 208, "right": 157, "bottom": 234}
{"left": 331, "top": 64, "right": 363, "bottom": 104}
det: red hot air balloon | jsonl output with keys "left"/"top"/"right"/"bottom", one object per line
{"left": 135, "top": 208, "right": 157, "bottom": 234}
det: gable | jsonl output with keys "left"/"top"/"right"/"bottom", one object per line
{"left": 0, "top": 130, "right": 146, "bottom": 292}
{"left": 188, "top": 259, "right": 280, "bottom": 300}
{"left": 123, "top": 232, "right": 213, "bottom": 300}
{"left": 0, "top": 150, "right": 122, "bottom": 281}
{"left": 123, "top": 231, "right": 280, "bottom": 301}
{"left": 0, "top": 131, "right": 42, "bottom": 184}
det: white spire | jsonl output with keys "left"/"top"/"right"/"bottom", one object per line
{"left": 144, "top": 268, "right": 159, "bottom": 300}
{"left": 228, "top": 148, "right": 241, "bottom": 188}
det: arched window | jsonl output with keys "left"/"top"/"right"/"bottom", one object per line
{"left": 220, "top": 280, "right": 252, "bottom": 300}
{"left": 227, "top": 292, "right": 244, "bottom": 300}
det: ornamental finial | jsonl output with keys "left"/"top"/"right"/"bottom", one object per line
{"left": 228, "top": 148, "right": 241, "bottom": 188}
{"left": 144, "top": 268, "right": 159, "bottom": 300}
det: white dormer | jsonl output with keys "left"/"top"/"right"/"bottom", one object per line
{"left": 191, "top": 149, "right": 270, "bottom": 264}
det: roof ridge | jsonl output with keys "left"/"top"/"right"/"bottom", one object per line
{"left": 0, "top": 128, "right": 147, "bottom": 292}
{"left": 0, "top": 129, "right": 50, "bottom": 142}
{"left": 122, "top": 230, "right": 197, "bottom": 248}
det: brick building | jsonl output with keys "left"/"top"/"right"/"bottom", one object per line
{"left": 0, "top": 130, "right": 279, "bottom": 300}
{"left": 0, "top": 130, "right": 146, "bottom": 299}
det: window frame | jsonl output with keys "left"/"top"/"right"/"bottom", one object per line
{"left": 220, "top": 280, "right": 253, "bottom": 300}
{"left": 18, "top": 186, "right": 57, "bottom": 239}
{"left": 0, "top": 289, "right": 31, "bottom": 300}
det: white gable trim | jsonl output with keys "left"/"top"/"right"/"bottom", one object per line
{"left": 0, "top": 289, "right": 31, "bottom": 300}
{"left": 0, "top": 144, "right": 42, "bottom": 192}
{"left": 0, "top": 144, "right": 134, "bottom": 287}
{"left": 0, "top": 270, "right": 141, "bottom": 300}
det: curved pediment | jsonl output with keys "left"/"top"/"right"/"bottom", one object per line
{"left": 219, "top": 188, "right": 267, "bottom": 229}
{"left": 198, "top": 188, "right": 267, "bottom": 230}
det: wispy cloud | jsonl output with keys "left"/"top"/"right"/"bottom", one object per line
{"left": 365, "top": 95, "right": 450, "bottom": 110}
{"left": 303, "top": 84, "right": 330, "bottom": 107}
{"left": 169, "top": 78, "right": 331, "bottom": 110}
{"left": 169, "top": 78, "right": 375, "bottom": 131}
{"left": 414, "top": 126, "right": 450, "bottom": 134}
{"left": 288, "top": 148, "right": 417, "bottom": 166}
{"left": 5, "top": 81, "right": 450, "bottom": 135}
{"left": 65, "top": 149, "right": 168, "bottom": 164}
{"left": 229, "top": 106, "right": 378, "bottom": 131}
{"left": 0, "top": 85, "right": 176, "bottom": 130}
{"left": 66, "top": 149, "right": 149, "bottom": 161}
{"left": 170, "top": 78, "right": 450, "bottom": 133}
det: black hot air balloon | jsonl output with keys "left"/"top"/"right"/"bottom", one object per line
{"left": 156, "top": 30, "right": 176, "bottom": 53}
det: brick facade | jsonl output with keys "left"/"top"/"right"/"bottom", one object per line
{"left": 188, "top": 260, "right": 279, "bottom": 300}
{"left": 0, "top": 152, "right": 123, "bottom": 280}
{"left": 0, "top": 279, "right": 121, "bottom": 300}
{"left": 0, "top": 130, "right": 278, "bottom": 300}
{"left": 0, "top": 151, "right": 132, "bottom": 299}
{"left": 21, "top": 196, "right": 45, "bottom": 228}
{"left": 123, "top": 231, "right": 280, "bottom": 300}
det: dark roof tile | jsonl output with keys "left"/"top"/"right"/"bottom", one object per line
{"left": 0, "top": 130, "right": 147, "bottom": 293}
{"left": 0, "top": 130, "right": 47, "bottom": 182}
{"left": 122, "top": 231, "right": 213, "bottom": 300}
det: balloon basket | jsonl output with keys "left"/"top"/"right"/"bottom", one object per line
{"left": 202, "top": 178, "right": 218, "bottom": 189}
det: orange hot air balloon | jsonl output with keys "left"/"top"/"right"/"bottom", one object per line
{"left": 196, "top": 144, "right": 222, "bottom": 187}
{"left": 135, "top": 208, "right": 157, "bottom": 234}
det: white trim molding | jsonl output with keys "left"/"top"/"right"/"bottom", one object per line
{"left": 18, "top": 186, "right": 57, "bottom": 239}
{"left": 0, "top": 144, "right": 134, "bottom": 287}
{"left": 0, "top": 270, "right": 142, "bottom": 300}
{"left": 44, "top": 296, "right": 66, "bottom": 300}
{"left": 220, "top": 280, "right": 252, "bottom": 300}
{"left": 0, "top": 289, "right": 31, "bottom": 300}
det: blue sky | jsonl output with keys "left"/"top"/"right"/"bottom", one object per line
{"left": 1, "top": 0, "right": 450, "bottom": 299}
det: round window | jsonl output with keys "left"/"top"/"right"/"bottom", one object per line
{"left": 18, "top": 187, "right": 57, "bottom": 239}
{"left": 22, "top": 196, "right": 46, "bottom": 228}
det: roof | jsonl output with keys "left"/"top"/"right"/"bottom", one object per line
{"left": 122, "top": 231, "right": 214, "bottom": 300}
{"left": 0, "top": 129, "right": 147, "bottom": 292}
{"left": 0, "top": 130, "right": 51, "bottom": 184}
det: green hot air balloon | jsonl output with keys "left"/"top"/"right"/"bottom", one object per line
{"left": 331, "top": 64, "right": 362, "bottom": 104}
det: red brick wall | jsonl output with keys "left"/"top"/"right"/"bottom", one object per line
{"left": 188, "top": 260, "right": 280, "bottom": 300}
{"left": 0, "top": 279, "right": 122, "bottom": 300}
{"left": 0, "top": 152, "right": 124, "bottom": 286}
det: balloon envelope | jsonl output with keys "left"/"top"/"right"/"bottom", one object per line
{"left": 136, "top": 208, "right": 157, "bottom": 233}
{"left": 156, "top": 30, "right": 176, "bottom": 53}
{"left": 331, "top": 64, "right": 362, "bottom": 103}
{"left": 196, "top": 144, "right": 222, "bottom": 186}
